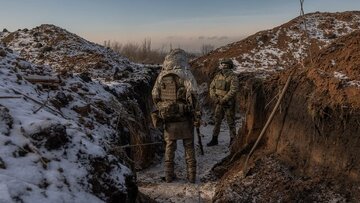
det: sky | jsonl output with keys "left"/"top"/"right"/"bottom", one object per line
{"left": 1, "top": 0, "right": 360, "bottom": 52}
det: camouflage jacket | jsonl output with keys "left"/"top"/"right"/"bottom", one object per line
{"left": 209, "top": 69, "right": 239, "bottom": 103}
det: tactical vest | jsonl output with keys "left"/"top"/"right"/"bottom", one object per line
{"left": 157, "top": 73, "right": 190, "bottom": 121}
{"left": 214, "top": 73, "right": 229, "bottom": 97}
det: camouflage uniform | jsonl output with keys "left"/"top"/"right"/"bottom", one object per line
{"left": 208, "top": 59, "right": 239, "bottom": 146}
{"left": 152, "top": 49, "right": 199, "bottom": 183}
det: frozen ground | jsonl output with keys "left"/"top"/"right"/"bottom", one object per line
{"left": 137, "top": 117, "right": 242, "bottom": 203}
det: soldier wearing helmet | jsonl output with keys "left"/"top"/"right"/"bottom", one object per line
{"left": 152, "top": 49, "right": 200, "bottom": 183}
{"left": 207, "top": 58, "right": 239, "bottom": 146}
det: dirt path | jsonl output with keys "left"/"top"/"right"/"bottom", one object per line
{"left": 137, "top": 119, "right": 242, "bottom": 202}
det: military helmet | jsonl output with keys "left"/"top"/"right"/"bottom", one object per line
{"left": 219, "top": 58, "right": 233, "bottom": 68}
{"left": 162, "top": 48, "right": 189, "bottom": 71}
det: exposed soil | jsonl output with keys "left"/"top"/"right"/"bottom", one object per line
{"left": 210, "top": 25, "right": 360, "bottom": 203}
{"left": 214, "top": 154, "right": 356, "bottom": 202}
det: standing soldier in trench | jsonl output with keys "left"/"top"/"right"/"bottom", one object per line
{"left": 207, "top": 59, "right": 239, "bottom": 146}
{"left": 151, "top": 49, "right": 201, "bottom": 183}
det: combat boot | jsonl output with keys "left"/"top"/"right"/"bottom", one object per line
{"left": 165, "top": 163, "right": 175, "bottom": 183}
{"left": 207, "top": 136, "right": 218, "bottom": 146}
{"left": 165, "top": 173, "right": 176, "bottom": 183}
{"left": 187, "top": 170, "right": 196, "bottom": 183}
{"left": 188, "top": 174, "right": 196, "bottom": 183}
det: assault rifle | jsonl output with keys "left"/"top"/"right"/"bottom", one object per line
{"left": 190, "top": 94, "right": 204, "bottom": 155}
{"left": 195, "top": 123, "right": 204, "bottom": 155}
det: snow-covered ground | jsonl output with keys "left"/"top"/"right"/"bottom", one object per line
{"left": 138, "top": 117, "right": 242, "bottom": 202}
{"left": 193, "top": 12, "right": 360, "bottom": 79}
{"left": 0, "top": 25, "right": 156, "bottom": 202}
{"left": 0, "top": 45, "right": 116, "bottom": 202}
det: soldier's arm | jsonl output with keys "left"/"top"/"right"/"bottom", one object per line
{"left": 222, "top": 74, "right": 239, "bottom": 103}
{"left": 209, "top": 76, "right": 217, "bottom": 99}
{"left": 151, "top": 77, "right": 161, "bottom": 107}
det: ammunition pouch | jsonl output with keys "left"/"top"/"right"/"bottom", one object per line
{"left": 214, "top": 79, "right": 228, "bottom": 97}
{"left": 215, "top": 80, "right": 227, "bottom": 91}
{"left": 158, "top": 101, "right": 191, "bottom": 122}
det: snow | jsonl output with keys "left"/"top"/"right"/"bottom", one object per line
{"left": 331, "top": 59, "right": 336, "bottom": 66}
{"left": 219, "top": 12, "right": 360, "bottom": 78}
{"left": 301, "top": 13, "right": 360, "bottom": 47}
{"left": 0, "top": 26, "right": 148, "bottom": 201}
{"left": 334, "top": 71, "right": 349, "bottom": 80}
{"left": 348, "top": 80, "right": 360, "bottom": 88}
{"left": 0, "top": 49, "right": 106, "bottom": 201}
{"left": 333, "top": 71, "right": 360, "bottom": 88}
{"left": 138, "top": 116, "right": 243, "bottom": 202}
{"left": 0, "top": 183, "right": 13, "bottom": 203}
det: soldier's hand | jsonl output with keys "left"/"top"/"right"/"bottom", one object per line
{"left": 194, "top": 120, "right": 201, "bottom": 127}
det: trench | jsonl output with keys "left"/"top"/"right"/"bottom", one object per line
{"left": 131, "top": 68, "right": 360, "bottom": 202}
{"left": 208, "top": 73, "right": 360, "bottom": 202}
{"left": 136, "top": 115, "right": 243, "bottom": 202}
{"left": 127, "top": 66, "right": 249, "bottom": 202}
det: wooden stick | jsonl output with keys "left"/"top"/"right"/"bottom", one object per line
{"left": 0, "top": 96, "right": 22, "bottom": 99}
{"left": 119, "top": 142, "right": 163, "bottom": 148}
{"left": 10, "top": 88, "right": 66, "bottom": 118}
{"left": 242, "top": 71, "right": 294, "bottom": 177}
{"left": 33, "top": 97, "right": 50, "bottom": 114}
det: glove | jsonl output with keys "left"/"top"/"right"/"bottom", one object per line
{"left": 194, "top": 111, "right": 201, "bottom": 127}
{"left": 194, "top": 120, "right": 201, "bottom": 127}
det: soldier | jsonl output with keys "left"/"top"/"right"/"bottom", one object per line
{"left": 152, "top": 49, "right": 200, "bottom": 183}
{"left": 207, "top": 59, "right": 239, "bottom": 146}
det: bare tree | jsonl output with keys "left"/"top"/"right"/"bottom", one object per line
{"left": 121, "top": 42, "right": 140, "bottom": 61}
{"left": 201, "top": 44, "right": 214, "bottom": 55}
{"left": 105, "top": 38, "right": 166, "bottom": 64}
{"left": 103, "top": 40, "right": 111, "bottom": 48}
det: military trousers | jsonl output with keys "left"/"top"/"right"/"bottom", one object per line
{"left": 212, "top": 103, "right": 237, "bottom": 140}
{"left": 164, "top": 122, "right": 196, "bottom": 182}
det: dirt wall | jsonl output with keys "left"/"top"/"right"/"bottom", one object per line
{"left": 263, "top": 72, "right": 360, "bottom": 181}
{"left": 212, "top": 69, "right": 360, "bottom": 202}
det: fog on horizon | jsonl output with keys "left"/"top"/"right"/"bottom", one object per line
{"left": 1, "top": 0, "right": 360, "bottom": 52}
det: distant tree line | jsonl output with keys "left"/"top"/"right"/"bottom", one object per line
{"left": 104, "top": 38, "right": 215, "bottom": 64}
{"left": 104, "top": 38, "right": 166, "bottom": 64}
{"left": 201, "top": 44, "right": 214, "bottom": 55}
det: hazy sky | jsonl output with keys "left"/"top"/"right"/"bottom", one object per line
{"left": 1, "top": 0, "right": 360, "bottom": 52}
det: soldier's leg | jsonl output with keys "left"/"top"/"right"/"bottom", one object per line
{"left": 164, "top": 135, "right": 177, "bottom": 182}
{"left": 183, "top": 138, "right": 196, "bottom": 183}
{"left": 225, "top": 104, "right": 237, "bottom": 144}
{"left": 208, "top": 104, "right": 224, "bottom": 146}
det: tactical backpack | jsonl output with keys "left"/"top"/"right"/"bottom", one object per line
{"left": 157, "top": 73, "right": 191, "bottom": 122}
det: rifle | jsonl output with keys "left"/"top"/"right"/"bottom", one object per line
{"left": 196, "top": 125, "right": 204, "bottom": 155}
{"left": 189, "top": 94, "right": 204, "bottom": 155}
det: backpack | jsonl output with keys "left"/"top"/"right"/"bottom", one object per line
{"left": 157, "top": 73, "right": 191, "bottom": 121}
